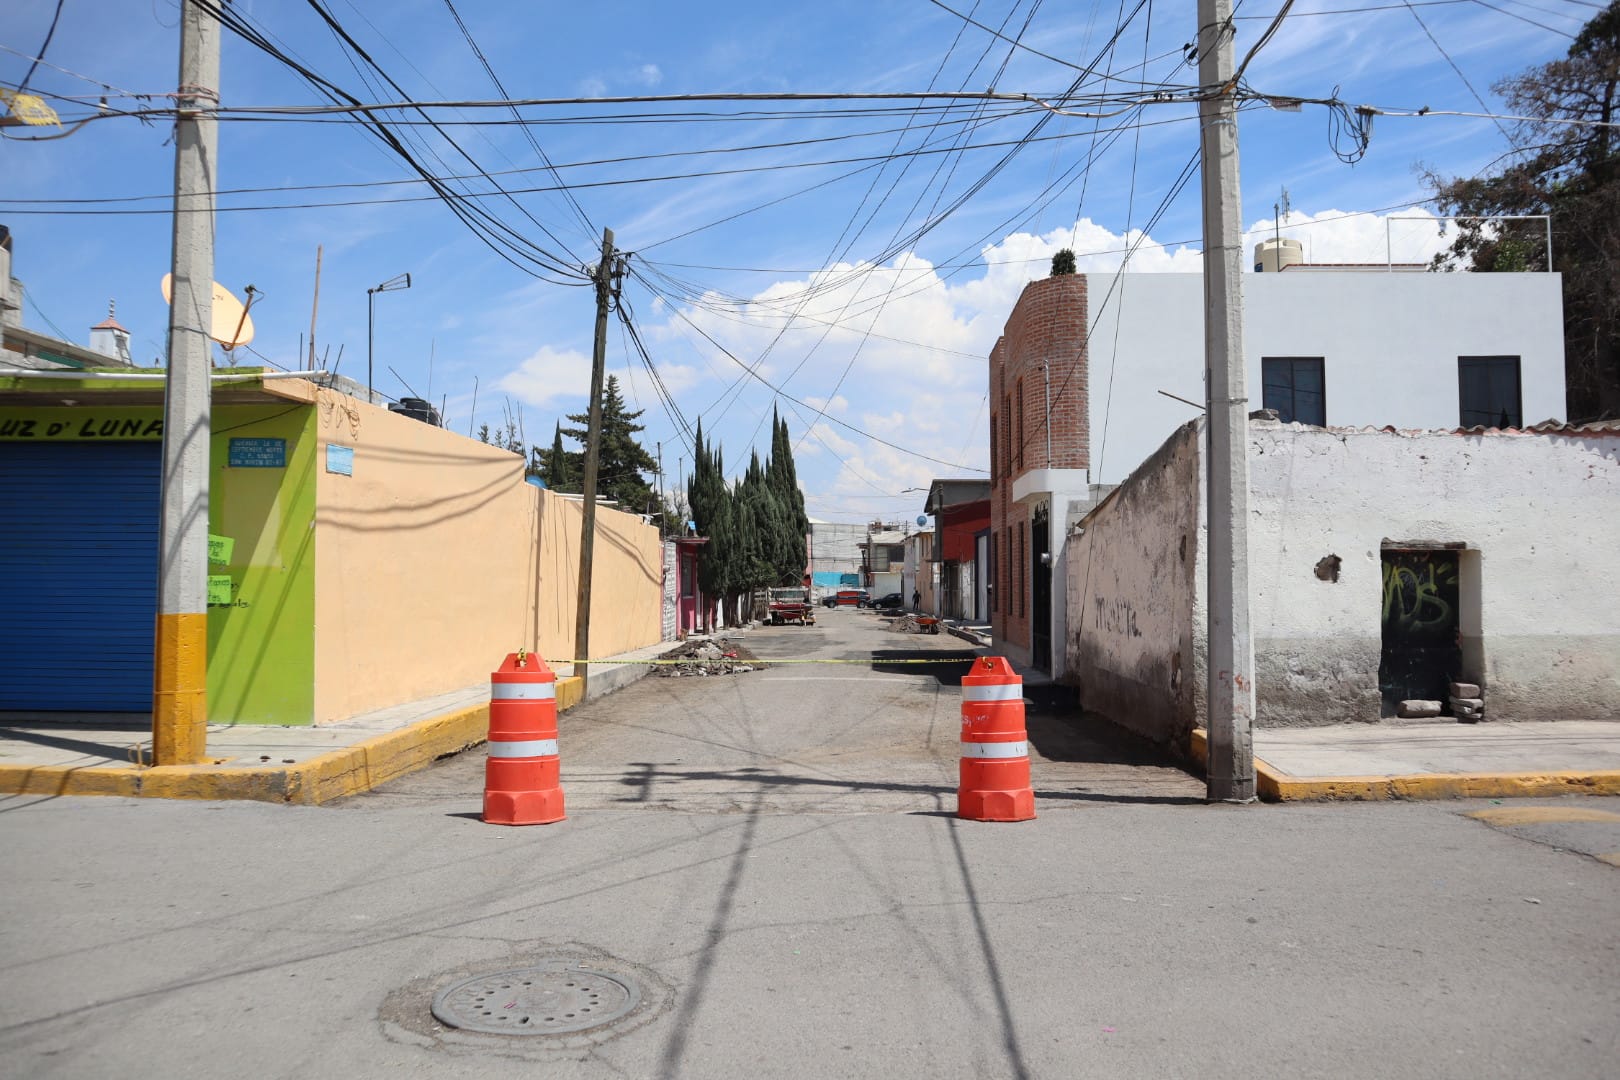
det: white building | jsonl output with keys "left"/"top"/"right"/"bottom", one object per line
{"left": 808, "top": 519, "right": 866, "bottom": 593}
{"left": 1080, "top": 268, "right": 1566, "bottom": 483}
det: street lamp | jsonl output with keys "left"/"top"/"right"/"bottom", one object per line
{"left": 367, "top": 272, "right": 411, "bottom": 400}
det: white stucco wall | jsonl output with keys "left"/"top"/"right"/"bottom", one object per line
{"left": 1247, "top": 422, "right": 1620, "bottom": 722}
{"left": 1068, "top": 418, "right": 1619, "bottom": 741}
{"left": 1083, "top": 272, "right": 1566, "bottom": 484}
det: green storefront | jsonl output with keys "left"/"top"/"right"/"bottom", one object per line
{"left": 0, "top": 373, "right": 318, "bottom": 724}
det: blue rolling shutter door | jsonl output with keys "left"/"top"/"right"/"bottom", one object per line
{"left": 0, "top": 441, "right": 162, "bottom": 711}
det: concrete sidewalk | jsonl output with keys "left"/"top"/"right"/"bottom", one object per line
{"left": 0, "top": 640, "right": 671, "bottom": 805}
{"left": 1195, "top": 720, "right": 1620, "bottom": 801}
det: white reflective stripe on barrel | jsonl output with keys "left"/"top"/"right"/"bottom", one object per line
{"left": 960, "top": 740, "right": 1028, "bottom": 759}
{"left": 961, "top": 683, "right": 1023, "bottom": 702}
{"left": 488, "top": 738, "right": 559, "bottom": 758}
{"left": 491, "top": 682, "right": 557, "bottom": 700}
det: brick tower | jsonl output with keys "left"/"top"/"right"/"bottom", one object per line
{"left": 988, "top": 273, "right": 1090, "bottom": 673}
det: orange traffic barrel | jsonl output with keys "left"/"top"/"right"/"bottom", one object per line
{"left": 484, "top": 651, "right": 565, "bottom": 826}
{"left": 958, "top": 656, "right": 1035, "bottom": 821}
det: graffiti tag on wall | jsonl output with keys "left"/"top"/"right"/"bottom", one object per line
{"left": 1093, "top": 596, "right": 1142, "bottom": 637}
{"left": 1381, "top": 555, "right": 1459, "bottom": 636}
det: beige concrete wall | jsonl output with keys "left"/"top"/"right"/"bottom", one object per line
{"left": 312, "top": 396, "right": 662, "bottom": 723}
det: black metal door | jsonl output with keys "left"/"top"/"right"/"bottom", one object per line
{"left": 1031, "top": 505, "right": 1051, "bottom": 671}
{"left": 1378, "top": 549, "right": 1461, "bottom": 712}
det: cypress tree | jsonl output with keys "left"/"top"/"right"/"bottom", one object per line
{"left": 767, "top": 409, "right": 810, "bottom": 584}
{"left": 541, "top": 422, "right": 579, "bottom": 492}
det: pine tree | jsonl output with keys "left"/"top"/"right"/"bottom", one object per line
{"left": 562, "top": 375, "right": 659, "bottom": 511}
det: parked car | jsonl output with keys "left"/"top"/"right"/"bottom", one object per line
{"left": 825, "top": 589, "right": 869, "bottom": 607}
{"left": 871, "top": 593, "right": 904, "bottom": 611}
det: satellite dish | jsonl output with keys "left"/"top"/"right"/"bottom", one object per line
{"left": 916, "top": 515, "right": 928, "bottom": 526}
{"left": 160, "top": 274, "right": 256, "bottom": 348}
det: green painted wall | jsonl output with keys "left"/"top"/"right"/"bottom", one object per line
{"left": 208, "top": 405, "right": 317, "bottom": 725}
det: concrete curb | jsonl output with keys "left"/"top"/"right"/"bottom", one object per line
{"left": 944, "top": 624, "right": 991, "bottom": 648}
{"left": 0, "top": 675, "right": 587, "bottom": 806}
{"left": 1189, "top": 728, "right": 1620, "bottom": 802}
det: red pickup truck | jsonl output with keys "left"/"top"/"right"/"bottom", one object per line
{"left": 767, "top": 587, "right": 815, "bottom": 626}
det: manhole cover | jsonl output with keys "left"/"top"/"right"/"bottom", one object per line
{"left": 431, "top": 961, "right": 641, "bottom": 1036}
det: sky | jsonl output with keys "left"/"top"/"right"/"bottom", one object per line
{"left": 0, "top": 0, "right": 1594, "bottom": 525}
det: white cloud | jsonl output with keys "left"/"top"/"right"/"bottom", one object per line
{"left": 578, "top": 76, "right": 607, "bottom": 98}
{"left": 498, "top": 344, "right": 594, "bottom": 406}
{"left": 636, "top": 205, "right": 1463, "bottom": 503}
{"left": 638, "top": 64, "right": 662, "bottom": 86}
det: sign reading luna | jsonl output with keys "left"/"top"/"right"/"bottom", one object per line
{"left": 0, "top": 408, "right": 165, "bottom": 440}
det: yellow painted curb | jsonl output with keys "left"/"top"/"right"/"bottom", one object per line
{"left": 1190, "top": 728, "right": 1620, "bottom": 802}
{"left": 0, "top": 674, "right": 590, "bottom": 805}
{"left": 1466, "top": 806, "right": 1620, "bottom": 826}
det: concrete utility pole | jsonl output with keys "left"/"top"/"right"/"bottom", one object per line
{"left": 1197, "top": 0, "right": 1256, "bottom": 802}
{"left": 153, "top": 0, "right": 220, "bottom": 765}
{"left": 573, "top": 227, "right": 615, "bottom": 692}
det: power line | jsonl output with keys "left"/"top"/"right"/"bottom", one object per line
{"left": 1403, "top": 1, "right": 1518, "bottom": 144}
{"left": 14, "top": 0, "right": 65, "bottom": 94}
{"left": 188, "top": 0, "right": 591, "bottom": 283}
{"left": 627, "top": 264, "right": 987, "bottom": 473}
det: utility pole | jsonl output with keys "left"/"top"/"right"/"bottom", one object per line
{"left": 153, "top": 0, "right": 220, "bottom": 765}
{"left": 1197, "top": 0, "right": 1256, "bottom": 802}
{"left": 573, "top": 227, "right": 615, "bottom": 692}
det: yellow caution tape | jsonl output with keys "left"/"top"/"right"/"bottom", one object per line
{"left": 548, "top": 656, "right": 974, "bottom": 666}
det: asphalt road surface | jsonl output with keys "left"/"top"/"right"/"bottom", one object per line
{"left": 2, "top": 608, "right": 1616, "bottom": 1079}
{"left": 359, "top": 605, "right": 1206, "bottom": 814}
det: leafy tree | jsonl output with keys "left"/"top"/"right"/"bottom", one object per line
{"left": 561, "top": 375, "right": 659, "bottom": 512}
{"left": 1425, "top": 1, "right": 1620, "bottom": 420}
{"left": 1050, "top": 248, "right": 1077, "bottom": 276}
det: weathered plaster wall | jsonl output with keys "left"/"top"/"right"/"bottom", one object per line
{"left": 1064, "top": 422, "right": 1200, "bottom": 746}
{"left": 312, "top": 398, "right": 661, "bottom": 724}
{"left": 1067, "top": 416, "right": 1619, "bottom": 740}
{"left": 1248, "top": 422, "right": 1620, "bottom": 723}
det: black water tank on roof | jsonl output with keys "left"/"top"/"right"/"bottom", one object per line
{"left": 388, "top": 397, "right": 441, "bottom": 426}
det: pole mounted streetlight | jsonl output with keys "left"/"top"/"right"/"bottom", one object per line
{"left": 367, "top": 271, "right": 411, "bottom": 400}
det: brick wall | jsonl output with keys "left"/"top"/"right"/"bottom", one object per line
{"left": 989, "top": 274, "right": 1089, "bottom": 652}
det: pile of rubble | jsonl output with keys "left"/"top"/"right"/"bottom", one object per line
{"left": 887, "top": 614, "right": 941, "bottom": 635}
{"left": 656, "top": 636, "right": 759, "bottom": 677}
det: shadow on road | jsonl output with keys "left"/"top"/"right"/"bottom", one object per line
{"left": 613, "top": 762, "right": 1202, "bottom": 806}
{"left": 869, "top": 648, "right": 979, "bottom": 685}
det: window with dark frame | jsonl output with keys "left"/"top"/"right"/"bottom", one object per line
{"left": 1458, "top": 355, "right": 1522, "bottom": 428}
{"left": 1003, "top": 394, "right": 1012, "bottom": 474}
{"left": 989, "top": 531, "right": 997, "bottom": 612}
{"left": 989, "top": 415, "right": 998, "bottom": 478}
{"left": 1016, "top": 379, "right": 1025, "bottom": 471}
{"left": 1017, "top": 521, "right": 1025, "bottom": 618}
{"left": 1261, "top": 357, "right": 1326, "bottom": 426}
